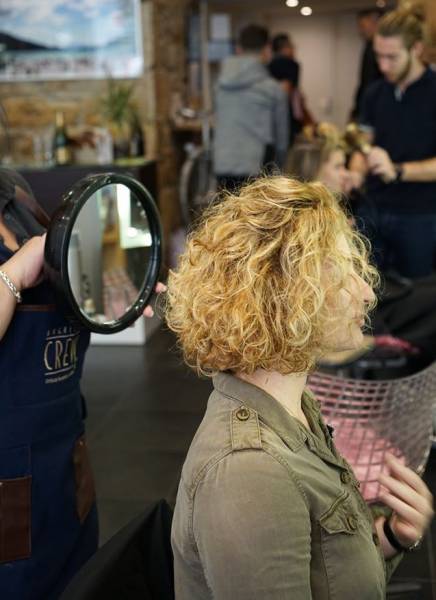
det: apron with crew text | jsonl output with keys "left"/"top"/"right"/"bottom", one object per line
{"left": 0, "top": 242, "right": 98, "bottom": 600}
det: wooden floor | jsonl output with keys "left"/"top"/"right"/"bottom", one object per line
{"left": 83, "top": 325, "right": 436, "bottom": 600}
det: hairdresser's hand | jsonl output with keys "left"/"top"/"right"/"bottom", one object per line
{"left": 377, "top": 453, "right": 433, "bottom": 556}
{"left": 367, "top": 147, "right": 396, "bottom": 183}
{"left": 342, "top": 170, "right": 363, "bottom": 194}
{"left": 2, "top": 234, "right": 46, "bottom": 292}
{"left": 143, "top": 281, "right": 167, "bottom": 318}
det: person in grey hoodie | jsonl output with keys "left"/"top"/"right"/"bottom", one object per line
{"left": 213, "top": 25, "right": 289, "bottom": 192}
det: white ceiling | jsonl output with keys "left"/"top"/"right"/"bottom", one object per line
{"left": 208, "top": 0, "right": 395, "bottom": 16}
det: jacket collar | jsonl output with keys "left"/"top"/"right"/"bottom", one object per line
{"left": 213, "top": 371, "right": 346, "bottom": 469}
{"left": 213, "top": 371, "right": 314, "bottom": 451}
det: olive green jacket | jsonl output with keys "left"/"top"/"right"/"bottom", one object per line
{"left": 172, "top": 372, "right": 402, "bottom": 599}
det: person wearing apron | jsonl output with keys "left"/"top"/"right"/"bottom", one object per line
{"left": 0, "top": 168, "right": 98, "bottom": 599}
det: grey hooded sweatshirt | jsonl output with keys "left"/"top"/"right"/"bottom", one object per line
{"left": 213, "top": 55, "right": 289, "bottom": 177}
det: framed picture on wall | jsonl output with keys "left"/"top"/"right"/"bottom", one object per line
{"left": 0, "top": 0, "right": 143, "bottom": 81}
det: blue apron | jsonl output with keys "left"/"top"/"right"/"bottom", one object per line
{"left": 0, "top": 242, "right": 98, "bottom": 599}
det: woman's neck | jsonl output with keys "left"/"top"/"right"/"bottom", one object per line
{"left": 235, "top": 369, "right": 309, "bottom": 427}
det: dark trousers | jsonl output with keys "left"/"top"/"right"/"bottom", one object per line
{"left": 356, "top": 200, "right": 436, "bottom": 279}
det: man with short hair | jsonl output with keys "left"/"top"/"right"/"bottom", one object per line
{"left": 358, "top": 7, "right": 436, "bottom": 278}
{"left": 213, "top": 25, "right": 289, "bottom": 192}
{"left": 269, "top": 34, "right": 300, "bottom": 88}
{"left": 351, "top": 8, "right": 384, "bottom": 119}
{"left": 268, "top": 33, "right": 301, "bottom": 145}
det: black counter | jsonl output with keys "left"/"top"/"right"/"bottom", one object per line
{"left": 17, "top": 160, "right": 158, "bottom": 216}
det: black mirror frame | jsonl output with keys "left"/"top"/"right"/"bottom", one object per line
{"left": 44, "top": 172, "right": 162, "bottom": 334}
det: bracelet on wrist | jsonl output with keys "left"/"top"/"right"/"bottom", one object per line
{"left": 383, "top": 518, "right": 422, "bottom": 553}
{"left": 0, "top": 270, "right": 22, "bottom": 303}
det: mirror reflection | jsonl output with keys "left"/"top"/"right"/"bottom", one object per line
{"left": 67, "top": 183, "right": 152, "bottom": 325}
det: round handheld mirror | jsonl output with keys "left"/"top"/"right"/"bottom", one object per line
{"left": 45, "top": 172, "right": 162, "bottom": 334}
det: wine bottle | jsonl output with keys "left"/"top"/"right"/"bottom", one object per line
{"left": 129, "top": 120, "right": 145, "bottom": 158}
{"left": 53, "top": 111, "right": 71, "bottom": 165}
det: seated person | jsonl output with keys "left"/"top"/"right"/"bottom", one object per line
{"left": 165, "top": 176, "right": 433, "bottom": 599}
{"left": 287, "top": 123, "right": 363, "bottom": 199}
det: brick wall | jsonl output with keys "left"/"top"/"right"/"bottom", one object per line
{"left": 1, "top": 3, "right": 155, "bottom": 162}
{"left": 0, "top": 0, "right": 190, "bottom": 249}
{"left": 152, "top": 0, "right": 191, "bottom": 254}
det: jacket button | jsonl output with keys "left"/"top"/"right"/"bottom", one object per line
{"left": 372, "top": 532, "right": 380, "bottom": 546}
{"left": 236, "top": 407, "right": 250, "bottom": 421}
{"left": 347, "top": 515, "right": 358, "bottom": 531}
{"left": 341, "top": 471, "right": 351, "bottom": 484}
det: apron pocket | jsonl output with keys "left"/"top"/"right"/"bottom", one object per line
{"left": 73, "top": 435, "right": 96, "bottom": 524}
{"left": 0, "top": 475, "right": 32, "bottom": 563}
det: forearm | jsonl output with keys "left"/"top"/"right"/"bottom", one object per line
{"left": 0, "top": 236, "right": 45, "bottom": 341}
{"left": 402, "top": 157, "right": 436, "bottom": 182}
{"left": 0, "top": 265, "right": 19, "bottom": 340}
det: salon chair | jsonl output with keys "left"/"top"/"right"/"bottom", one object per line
{"left": 60, "top": 499, "right": 174, "bottom": 600}
{"left": 308, "top": 360, "right": 436, "bottom": 598}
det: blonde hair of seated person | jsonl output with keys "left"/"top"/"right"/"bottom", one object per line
{"left": 166, "top": 175, "right": 378, "bottom": 376}
{"left": 288, "top": 124, "right": 362, "bottom": 194}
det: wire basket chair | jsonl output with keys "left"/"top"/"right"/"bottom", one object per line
{"left": 308, "top": 361, "right": 436, "bottom": 503}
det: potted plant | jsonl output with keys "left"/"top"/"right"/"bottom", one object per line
{"left": 101, "top": 78, "right": 137, "bottom": 159}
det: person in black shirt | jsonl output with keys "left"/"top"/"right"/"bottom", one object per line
{"left": 269, "top": 34, "right": 300, "bottom": 89}
{"left": 351, "top": 8, "right": 384, "bottom": 120}
{"left": 268, "top": 33, "right": 302, "bottom": 145}
{"left": 358, "top": 4, "right": 436, "bottom": 279}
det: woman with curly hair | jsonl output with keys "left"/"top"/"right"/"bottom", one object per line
{"left": 166, "top": 176, "right": 433, "bottom": 599}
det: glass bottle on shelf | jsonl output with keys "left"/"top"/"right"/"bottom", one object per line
{"left": 129, "top": 121, "right": 145, "bottom": 158}
{"left": 53, "top": 111, "right": 71, "bottom": 165}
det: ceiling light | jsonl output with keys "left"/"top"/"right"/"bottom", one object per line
{"left": 286, "top": 0, "right": 299, "bottom": 7}
{"left": 300, "top": 6, "right": 312, "bottom": 16}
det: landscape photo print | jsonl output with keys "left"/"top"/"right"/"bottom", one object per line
{"left": 0, "top": 0, "right": 143, "bottom": 80}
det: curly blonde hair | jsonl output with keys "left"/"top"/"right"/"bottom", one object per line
{"left": 165, "top": 176, "right": 378, "bottom": 376}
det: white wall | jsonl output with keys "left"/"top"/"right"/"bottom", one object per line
{"left": 228, "top": 11, "right": 364, "bottom": 128}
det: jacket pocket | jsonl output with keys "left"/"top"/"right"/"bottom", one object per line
{"left": 319, "top": 491, "right": 360, "bottom": 598}
{"left": 73, "top": 435, "right": 96, "bottom": 524}
{"left": 0, "top": 445, "right": 32, "bottom": 563}
{"left": 319, "top": 491, "right": 359, "bottom": 536}
{"left": 318, "top": 491, "right": 385, "bottom": 599}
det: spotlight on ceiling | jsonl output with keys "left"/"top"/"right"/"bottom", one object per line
{"left": 300, "top": 6, "right": 312, "bottom": 16}
{"left": 286, "top": 0, "right": 299, "bottom": 7}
